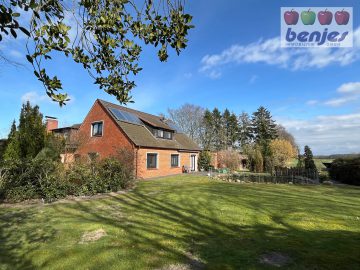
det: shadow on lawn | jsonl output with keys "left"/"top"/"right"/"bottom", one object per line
{"left": 0, "top": 207, "right": 56, "bottom": 270}
{"left": 45, "top": 182, "right": 360, "bottom": 270}
{"left": 1, "top": 180, "right": 359, "bottom": 269}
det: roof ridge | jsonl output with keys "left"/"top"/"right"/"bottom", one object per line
{"left": 98, "top": 99, "right": 164, "bottom": 120}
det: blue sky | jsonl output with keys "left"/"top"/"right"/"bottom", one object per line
{"left": 0, "top": 0, "right": 360, "bottom": 155}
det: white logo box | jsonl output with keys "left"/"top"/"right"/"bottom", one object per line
{"left": 280, "top": 7, "right": 353, "bottom": 48}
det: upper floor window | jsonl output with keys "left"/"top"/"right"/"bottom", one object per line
{"left": 164, "top": 131, "right": 172, "bottom": 139}
{"left": 154, "top": 129, "right": 172, "bottom": 140}
{"left": 92, "top": 121, "right": 103, "bottom": 137}
{"left": 157, "top": 130, "right": 164, "bottom": 138}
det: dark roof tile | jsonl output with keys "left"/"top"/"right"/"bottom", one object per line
{"left": 99, "top": 99, "right": 201, "bottom": 151}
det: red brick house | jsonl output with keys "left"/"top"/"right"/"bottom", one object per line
{"left": 47, "top": 99, "right": 201, "bottom": 179}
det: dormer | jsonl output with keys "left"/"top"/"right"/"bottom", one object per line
{"left": 153, "top": 128, "right": 173, "bottom": 140}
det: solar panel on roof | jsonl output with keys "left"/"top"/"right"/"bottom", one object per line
{"left": 109, "top": 108, "right": 143, "bottom": 125}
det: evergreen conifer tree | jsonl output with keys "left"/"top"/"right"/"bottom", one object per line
{"left": 212, "top": 108, "right": 224, "bottom": 151}
{"left": 304, "top": 145, "right": 316, "bottom": 170}
{"left": 3, "top": 120, "right": 20, "bottom": 161}
{"left": 18, "top": 101, "right": 46, "bottom": 159}
{"left": 251, "top": 106, "right": 278, "bottom": 171}
{"left": 201, "top": 109, "right": 215, "bottom": 150}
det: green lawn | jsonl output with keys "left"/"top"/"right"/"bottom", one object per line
{"left": 1, "top": 175, "right": 359, "bottom": 270}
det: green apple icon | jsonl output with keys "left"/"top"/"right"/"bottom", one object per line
{"left": 301, "top": 9, "right": 316, "bottom": 25}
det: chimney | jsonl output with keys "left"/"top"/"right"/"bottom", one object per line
{"left": 45, "top": 116, "right": 58, "bottom": 132}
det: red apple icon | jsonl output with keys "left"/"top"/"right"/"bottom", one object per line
{"left": 284, "top": 9, "right": 299, "bottom": 25}
{"left": 335, "top": 9, "right": 350, "bottom": 25}
{"left": 318, "top": 9, "right": 333, "bottom": 25}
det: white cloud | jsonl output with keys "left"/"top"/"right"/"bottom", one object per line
{"left": 337, "top": 82, "right": 360, "bottom": 94}
{"left": 21, "top": 91, "right": 49, "bottom": 104}
{"left": 306, "top": 100, "right": 318, "bottom": 106}
{"left": 200, "top": 27, "right": 360, "bottom": 77}
{"left": 21, "top": 91, "right": 76, "bottom": 105}
{"left": 208, "top": 70, "right": 222, "bottom": 79}
{"left": 304, "top": 82, "right": 360, "bottom": 107}
{"left": 324, "top": 82, "right": 360, "bottom": 107}
{"left": 324, "top": 96, "right": 356, "bottom": 107}
{"left": 278, "top": 113, "right": 360, "bottom": 155}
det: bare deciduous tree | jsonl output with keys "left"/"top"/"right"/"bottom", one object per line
{"left": 276, "top": 124, "right": 297, "bottom": 150}
{"left": 167, "top": 104, "right": 205, "bottom": 145}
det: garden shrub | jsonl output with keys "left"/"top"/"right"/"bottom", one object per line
{"left": 319, "top": 173, "right": 329, "bottom": 183}
{"left": 38, "top": 171, "right": 69, "bottom": 202}
{"left": 99, "top": 157, "right": 132, "bottom": 191}
{"left": 4, "top": 185, "right": 38, "bottom": 202}
{"left": 329, "top": 158, "right": 360, "bottom": 186}
{"left": 217, "top": 150, "right": 241, "bottom": 171}
{"left": 0, "top": 147, "right": 135, "bottom": 203}
{"left": 66, "top": 162, "right": 94, "bottom": 195}
{"left": 198, "top": 151, "right": 212, "bottom": 171}
{"left": 0, "top": 157, "right": 62, "bottom": 202}
{"left": 253, "top": 148, "right": 264, "bottom": 173}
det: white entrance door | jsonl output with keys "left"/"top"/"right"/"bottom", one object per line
{"left": 190, "top": 155, "right": 196, "bottom": 171}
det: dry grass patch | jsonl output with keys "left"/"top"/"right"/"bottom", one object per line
{"left": 79, "top": 229, "right": 107, "bottom": 244}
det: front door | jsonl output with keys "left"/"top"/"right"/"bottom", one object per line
{"left": 190, "top": 155, "right": 196, "bottom": 171}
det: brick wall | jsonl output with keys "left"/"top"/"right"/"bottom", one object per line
{"left": 46, "top": 118, "right": 58, "bottom": 132}
{"left": 136, "top": 148, "right": 199, "bottom": 179}
{"left": 74, "top": 100, "right": 200, "bottom": 179}
{"left": 76, "top": 101, "right": 133, "bottom": 159}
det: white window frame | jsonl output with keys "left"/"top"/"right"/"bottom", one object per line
{"left": 170, "top": 153, "right": 180, "bottom": 168}
{"left": 91, "top": 121, "right": 104, "bottom": 137}
{"left": 157, "top": 130, "right": 164, "bottom": 138}
{"left": 146, "top": 152, "right": 159, "bottom": 169}
{"left": 164, "top": 131, "right": 172, "bottom": 140}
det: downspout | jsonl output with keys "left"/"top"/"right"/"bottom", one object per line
{"left": 135, "top": 146, "right": 140, "bottom": 179}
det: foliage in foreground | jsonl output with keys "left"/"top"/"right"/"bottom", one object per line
{"left": 0, "top": 102, "right": 134, "bottom": 203}
{"left": 0, "top": 154, "right": 135, "bottom": 203}
{"left": 330, "top": 157, "right": 360, "bottom": 186}
{"left": 0, "top": 0, "right": 193, "bottom": 105}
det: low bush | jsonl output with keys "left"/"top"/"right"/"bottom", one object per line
{"left": 4, "top": 185, "right": 38, "bottom": 202}
{"left": 217, "top": 150, "right": 241, "bottom": 171}
{"left": 99, "top": 157, "right": 133, "bottom": 191}
{"left": 329, "top": 157, "right": 360, "bottom": 186}
{"left": 0, "top": 149, "right": 135, "bottom": 203}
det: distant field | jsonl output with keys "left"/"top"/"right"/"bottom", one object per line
{"left": 0, "top": 175, "right": 359, "bottom": 269}
{"left": 288, "top": 158, "right": 334, "bottom": 171}
{"left": 314, "top": 159, "right": 334, "bottom": 174}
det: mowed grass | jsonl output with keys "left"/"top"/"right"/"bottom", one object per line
{"left": 0, "top": 175, "right": 359, "bottom": 270}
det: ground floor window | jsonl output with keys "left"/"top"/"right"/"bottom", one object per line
{"left": 171, "top": 154, "right": 179, "bottom": 167}
{"left": 147, "top": 153, "right": 158, "bottom": 169}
